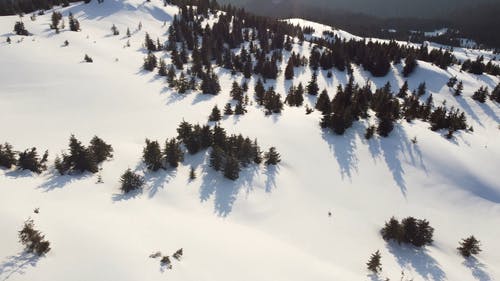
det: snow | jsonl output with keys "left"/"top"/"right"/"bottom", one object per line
{"left": 425, "top": 28, "right": 448, "bottom": 37}
{"left": 1, "top": 1, "right": 500, "bottom": 281}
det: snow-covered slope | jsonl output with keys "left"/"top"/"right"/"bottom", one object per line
{"left": 1, "top": 1, "right": 499, "bottom": 281}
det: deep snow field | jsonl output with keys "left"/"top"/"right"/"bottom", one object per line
{"left": 1, "top": 1, "right": 499, "bottom": 280}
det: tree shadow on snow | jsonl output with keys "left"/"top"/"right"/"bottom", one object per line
{"left": 477, "top": 102, "right": 500, "bottom": 124}
{"left": 0, "top": 251, "right": 40, "bottom": 281}
{"left": 38, "top": 172, "right": 91, "bottom": 192}
{"left": 199, "top": 163, "right": 265, "bottom": 217}
{"left": 145, "top": 169, "right": 177, "bottom": 198}
{"left": 4, "top": 169, "right": 36, "bottom": 179}
{"left": 453, "top": 96, "right": 484, "bottom": 127}
{"left": 321, "top": 126, "right": 359, "bottom": 181}
{"left": 387, "top": 242, "right": 446, "bottom": 281}
{"left": 463, "top": 257, "right": 492, "bottom": 281}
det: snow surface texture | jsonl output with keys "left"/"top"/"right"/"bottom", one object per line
{"left": 1, "top": 1, "right": 499, "bottom": 281}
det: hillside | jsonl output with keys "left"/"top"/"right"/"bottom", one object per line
{"left": 1, "top": 1, "right": 499, "bottom": 281}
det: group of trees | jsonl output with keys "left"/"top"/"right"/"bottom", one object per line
{"left": 461, "top": 56, "right": 500, "bottom": 76}
{"left": 54, "top": 135, "right": 113, "bottom": 175}
{"left": 254, "top": 79, "right": 284, "bottom": 114}
{"left": 366, "top": 234, "right": 482, "bottom": 276}
{"left": 0, "top": 0, "right": 81, "bottom": 16}
{"left": 0, "top": 142, "right": 48, "bottom": 174}
{"left": 316, "top": 76, "right": 468, "bottom": 138}
{"left": 381, "top": 216, "right": 434, "bottom": 247}
{"left": 139, "top": 120, "right": 280, "bottom": 181}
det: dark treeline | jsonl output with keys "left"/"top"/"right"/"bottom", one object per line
{"left": 0, "top": 0, "right": 84, "bottom": 16}
{"left": 141, "top": 120, "right": 280, "bottom": 181}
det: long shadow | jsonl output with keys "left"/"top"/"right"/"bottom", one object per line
{"left": 38, "top": 172, "right": 91, "bottom": 192}
{"left": 477, "top": 102, "right": 500, "bottom": 124}
{"left": 387, "top": 242, "right": 446, "bottom": 281}
{"left": 145, "top": 169, "right": 177, "bottom": 198}
{"left": 454, "top": 96, "right": 484, "bottom": 127}
{"left": 0, "top": 251, "right": 40, "bottom": 281}
{"left": 5, "top": 170, "right": 35, "bottom": 179}
{"left": 192, "top": 93, "right": 214, "bottom": 105}
{"left": 199, "top": 159, "right": 265, "bottom": 217}
{"left": 264, "top": 165, "right": 279, "bottom": 193}
{"left": 463, "top": 257, "right": 492, "bottom": 281}
{"left": 321, "top": 127, "right": 358, "bottom": 180}
{"left": 379, "top": 125, "right": 410, "bottom": 197}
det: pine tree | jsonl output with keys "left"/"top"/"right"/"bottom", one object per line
{"left": 164, "top": 138, "right": 184, "bottom": 168}
{"left": 126, "top": 27, "right": 131, "bottom": 37}
{"left": 143, "top": 52, "right": 157, "bottom": 71}
{"left": 472, "top": 86, "right": 488, "bottom": 103}
{"left": 457, "top": 236, "right": 482, "bottom": 257}
{"left": 306, "top": 71, "right": 319, "bottom": 95}
{"left": 111, "top": 24, "right": 119, "bottom": 36}
{"left": 366, "top": 250, "right": 382, "bottom": 274}
{"left": 381, "top": 217, "right": 402, "bottom": 243}
{"left": 223, "top": 155, "right": 240, "bottom": 180}
{"left": 120, "top": 168, "right": 144, "bottom": 193}
{"left": 234, "top": 102, "right": 246, "bottom": 115}
{"left": 176, "top": 72, "right": 189, "bottom": 94}
{"left": 224, "top": 103, "right": 233, "bottom": 115}
{"left": 491, "top": 83, "right": 500, "bottom": 103}
{"left": 68, "top": 12, "right": 80, "bottom": 31}
{"left": 17, "top": 148, "right": 48, "bottom": 174}
{"left": 89, "top": 136, "right": 113, "bottom": 164}
{"left": 285, "top": 57, "right": 294, "bottom": 80}
{"left": 315, "top": 89, "right": 331, "bottom": 114}
{"left": 158, "top": 58, "right": 167, "bottom": 76}
{"left": 447, "top": 76, "right": 458, "bottom": 88}
{"left": 209, "top": 105, "right": 222, "bottom": 122}
{"left": 143, "top": 139, "right": 163, "bottom": 171}
{"left": 84, "top": 54, "right": 93, "bottom": 63}
{"left": 403, "top": 54, "right": 417, "bottom": 77}
{"left": 0, "top": 142, "right": 17, "bottom": 169}
{"left": 209, "top": 146, "right": 224, "bottom": 171}
{"left": 264, "top": 147, "right": 280, "bottom": 165}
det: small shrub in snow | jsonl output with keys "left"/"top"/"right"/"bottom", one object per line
{"left": 84, "top": 54, "right": 93, "bottom": 63}
{"left": 143, "top": 139, "right": 163, "bottom": 171}
{"left": 472, "top": 86, "right": 488, "bottom": 103}
{"left": 457, "top": 236, "right": 482, "bottom": 257}
{"left": 173, "top": 248, "right": 183, "bottom": 260}
{"left": 120, "top": 169, "right": 144, "bottom": 193}
{"left": 14, "top": 21, "right": 29, "bottom": 35}
{"left": 18, "top": 218, "right": 51, "bottom": 256}
{"left": 111, "top": 24, "right": 119, "bottom": 36}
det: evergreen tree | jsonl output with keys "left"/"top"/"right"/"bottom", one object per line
{"left": 209, "top": 105, "right": 222, "bottom": 122}
{"left": 224, "top": 103, "right": 233, "bottom": 115}
{"left": 209, "top": 146, "right": 224, "bottom": 171}
{"left": 472, "top": 86, "right": 488, "bottom": 103}
{"left": 264, "top": 147, "right": 280, "bottom": 165}
{"left": 111, "top": 24, "right": 119, "bottom": 36}
{"left": 402, "top": 54, "right": 417, "bottom": 77}
{"left": 68, "top": 135, "right": 98, "bottom": 174}
{"left": 366, "top": 250, "right": 382, "bottom": 274}
{"left": 284, "top": 57, "right": 294, "bottom": 80}
{"left": 176, "top": 72, "right": 189, "bottom": 94}
{"left": 14, "top": 21, "right": 28, "bottom": 35}
{"left": 234, "top": 102, "right": 246, "bottom": 115}
{"left": 223, "top": 154, "right": 240, "bottom": 180}
{"left": 0, "top": 142, "right": 16, "bottom": 169}
{"left": 381, "top": 217, "right": 402, "bottom": 243}
{"left": 158, "top": 58, "right": 167, "bottom": 76}
{"left": 315, "top": 89, "right": 331, "bottom": 114}
{"left": 144, "top": 32, "right": 156, "bottom": 52}
{"left": 491, "top": 83, "right": 500, "bottom": 103}
{"left": 230, "top": 81, "right": 244, "bottom": 102}
{"left": 18, "top": 219, "right": 51, "bottom": 256}
{"left": 143, "top": 52, "right": 157, "bottom": 71}
{"left": 306, "top": 71, "right": 319, "bottom": 95}
{"left": 143, "top": 139, "right": 163, "bottom": 171}
{"left": 50, "top": 11, "right": 62, "bottom": 30}
{"left": 457, "top": 236, "right": 482, "bottom": 257}
{"left": 397, "top": 81, "right": 409, "bottom": 98}
{"left": 89, "top": 136, "right": 113, "bottom": 164}
{"left": 17, "top": 148, "right": 48, "bottom": 174}
{"left": 120, "top": 168, "right": 144, "bottom": 193}
{"left": 164, "top": 138, "right": 184, "bottom": 168}
{"left": 447, "top": 76, "right": 458, "bottom": 88}
{"left": 68, "top": 12, "right": 80, "bottom": 31}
